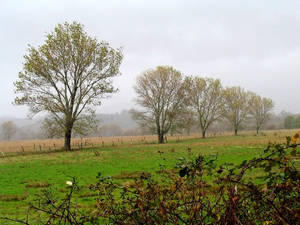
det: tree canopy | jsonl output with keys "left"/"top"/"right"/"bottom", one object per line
{"left": 184, "top": 76, "right": 225, "bottom": 138}
{"left": 249, "top": 93, "right": 274, "bottom": 134}
{"left": 131, "top": 66, "right": 186, "bottom": 143}
{"left": 223, "top": 86, "right": 251, "bottom": 135}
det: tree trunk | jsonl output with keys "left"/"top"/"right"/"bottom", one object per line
{"left": 187, "top": 128, "right": 191, "bottom": 136}
{"left": 256, "top": 127, "right": 259, "bottom": 135}
{"left": 158, "top": 132, "right": 164, "bottom": 144}
{"left": 234, "top": 128, "right": 238, "bottom": 136}
{"left": 64, "top": 125, "right": 73, "bottom": 150}
{"left": 202, "top": 130, "right": 206, "bottom": 138}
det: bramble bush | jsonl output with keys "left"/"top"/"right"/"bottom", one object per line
{"left": 1, "top": 133, "right": 300, "bottom": 224}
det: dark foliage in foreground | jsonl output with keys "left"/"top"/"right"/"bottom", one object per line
{"left": 1, "top": 134, "right": 300, "bottom": 224}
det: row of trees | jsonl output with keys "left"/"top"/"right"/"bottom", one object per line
{"left": 13, "top": 21, "right": 274, "bottom": 149}
{"left": 131, "top": 66, "right": 274, "bottom": 143}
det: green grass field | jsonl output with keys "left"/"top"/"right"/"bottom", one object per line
{"left": 0, "top": 131, "right": 296, "bottom": 220}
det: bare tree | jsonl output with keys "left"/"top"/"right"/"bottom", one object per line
{"left": 131, "top": 66, "right": 186, "bottom": 143}
{"left": 184, "top": 76, "right": 225, "bottom": 138}
{"left": 14, "top": 22, "right": 122, "bottom": 150}
{"left": 249, "top": 93, "right": 274, "bottom": 134}
{"left": 1, "top": 121, "right": 17, "bottom": 141}
{"left": 223, "top": 86, "right": 251, "bottom": 135}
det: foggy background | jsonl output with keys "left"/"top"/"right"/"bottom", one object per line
{"left": 1, "top": 0, "right": 300, "bottom": 119}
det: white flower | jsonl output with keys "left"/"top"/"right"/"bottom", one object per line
{"left": 234, "top": 185, "right": 238, "bottom": 194}
{"left": 66, "top": 181, "right": 73, "bottom": 186}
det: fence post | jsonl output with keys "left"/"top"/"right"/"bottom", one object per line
{"left": 21, "top": 146, "right": 25, "bottom": 154}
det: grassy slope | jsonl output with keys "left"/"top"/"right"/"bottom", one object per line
{"left": 0, "top": 133, "right": 290, "bottom": 218}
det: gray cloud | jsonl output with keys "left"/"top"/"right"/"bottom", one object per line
{"left": 1, "top": 0, "right": 300, "bottom": 117}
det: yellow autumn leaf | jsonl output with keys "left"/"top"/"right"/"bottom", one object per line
{"left": 291, "top": 131, "right": 300, "bottom": 143}
{"left": 170, "top": 184, "right": 175, "bottom": 191}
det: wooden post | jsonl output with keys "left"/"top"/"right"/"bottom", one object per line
{"left": 21, "top": 146, "right": 25, "bottom": 154}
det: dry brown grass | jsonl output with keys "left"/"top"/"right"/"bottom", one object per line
{"left": 0, "top": 129, "right": 297, "bottom": 155}
{"left": 113, "top": 171, "right": 151, "bottom": 180}
{"left": 0, "top": 194, "right": 27, "bottom": 202}
{"left": 25, "top": 182, "right": 51, "bottom": 188}
{"left": 0, "top": 133, "right": 202, "bottom": 154}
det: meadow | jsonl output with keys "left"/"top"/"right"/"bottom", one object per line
{"left": 0, "top": 129, "right": 298, "bottom": 221}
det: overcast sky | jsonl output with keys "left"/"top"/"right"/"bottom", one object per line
{"left": 1, "top": 0, "right": 300, "bottom": 118}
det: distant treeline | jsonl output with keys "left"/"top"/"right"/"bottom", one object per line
{"left": 284, "top": 115, "right": 300, "bottom": 129}
{"left": 0, "top": 110, "right": 295, "bottom": 141}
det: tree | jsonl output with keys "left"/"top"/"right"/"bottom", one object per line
{"left": 294, "top": 115, "right": 300, "bottom": 128}
{"left": 249, "top": 94, "right": 274, "bottom": 134}
{"left": 1, "top": 121, "right": 17, "bottom": 141}
{"left": 184, "top": 76, "right": 225, "bottom": 138}
{"left": 131, "top": 66, "right": 186, "bottom": 143}
{"left": 284, "top": 115, "right": 300, "bottom": 129}
{"left": 41, "top": 116, "right": 64, "bottom": 139}
{"left": 14, "top": 22, "right": 123, "bottom": 150}
{"left": 223, "top": 86, "right": 250, "bottom": 135}
{"left": 42, "top": 113, "right": 98, "bottom": 139}
{"left": 169, "top": 110, "right": 197, "bottom": 136}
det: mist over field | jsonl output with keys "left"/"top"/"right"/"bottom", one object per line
{"left": 0, "top": 110, "right": 291, "bottom": 141}
{"left": 0, "top": 111, "right": 138, "bottom": 140}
